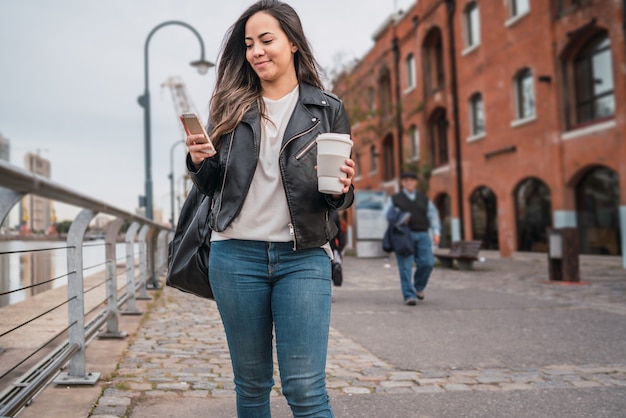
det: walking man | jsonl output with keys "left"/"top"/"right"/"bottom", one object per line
{"left": 386, "top": 171, "right": 441, "bottom": 305}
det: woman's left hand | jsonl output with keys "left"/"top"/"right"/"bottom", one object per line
{"left": 332, "top": 158, "right": 356, "bottom": 198}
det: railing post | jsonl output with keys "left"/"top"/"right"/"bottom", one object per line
{"left": 0, "top": 187, "right": 23, "bottom": 226}
{"left": 121, "top": 222, "right": 143, "bottom": 316}
{"left": 136, "top": 225, "right": 152, "bottom": 300}
{"left": 98, "top": 218, "right": 128, "bottom": 339}
{"left": 156, "top": 229, "right": 170, "bottom": 276}
{"left": 53, "top": 209, "right": 100, "bottom": 385}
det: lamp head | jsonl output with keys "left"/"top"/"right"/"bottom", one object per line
{"left": 190, "top": 59, "right": 215, "bottom": 75}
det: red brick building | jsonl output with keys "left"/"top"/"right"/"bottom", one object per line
{"left": 332, "top": 0, "right": 625, "bottom": 266}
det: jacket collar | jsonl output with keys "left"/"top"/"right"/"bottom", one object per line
{"left": 298, "top": 82, "right": 330, "bottom": 107}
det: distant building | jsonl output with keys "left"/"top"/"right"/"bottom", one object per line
{"left": 22, "top": 152, "right": 52, "bottom": 233}
{"left": 332, "top": 0, "right": 624, "bottom": 263}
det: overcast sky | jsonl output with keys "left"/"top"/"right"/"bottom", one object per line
{"left": 0, "top": 0, "right": 415, "bottom": 224}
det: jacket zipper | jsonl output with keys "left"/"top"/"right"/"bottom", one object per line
{"left": 288, "top": 223, "right": 295, "bottom": 250}
{"left": 285, "top": 120, "right": 321, "bottom": 158}
{"left": 282, "top": 119, "right": 320, "bottom": 251}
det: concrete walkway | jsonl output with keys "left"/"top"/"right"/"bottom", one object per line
{"left": 16, "top": 251, "right": 626, "bottom": 418}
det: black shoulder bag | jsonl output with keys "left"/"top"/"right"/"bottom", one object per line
{"left": 166, "top": 185, "right": 214, "bottom": 300}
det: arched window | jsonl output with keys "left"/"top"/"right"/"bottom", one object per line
{"left": 422, "top": 28, "right": 445, "bottom": 94}
{"left": 576, "top": 166, "right": 621, "bottom": 255}
{"left": 514, "top": 68, "right": 535, "bottom": 120}
{"left": 470, "top": 186, "right": 499, "bottom": 250}
{"left": 469, "top": 93, "right": 485, "bottom": 136}
{"left": 408, "top": 125, "right": 420, "bottom": 161}
{"left": 378, "top": 67, "right": 393, "bottom": 115}
{"left": 572, "top": 33, "right": 615, "bottom": 124}
{"left": 515, "top": 178, "right": 552, "bottom": 252}
{"left": 382, "top": 134, "right": 395, "bottom": 181}
{"left": 429, "top": 109, "right": 449, "bottom": 168}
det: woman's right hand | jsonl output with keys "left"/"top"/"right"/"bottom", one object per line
{"left": 187, "top": 133, "right": 216, "bottom": 166}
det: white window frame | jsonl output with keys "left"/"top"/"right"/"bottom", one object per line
{"left": 405, "top": 54, "right": 417, "bottom": 93}
{"left": 506, "top": 0, "right": 530, "bottom": 27}
{"left": 469, "top": 93, "right": 485, "bottom": 140}
{"left": 514, "top": 68, "right": 536, "bottom": 122}
{"left": 464, "top": 2, "right": 481, "bottom": 50}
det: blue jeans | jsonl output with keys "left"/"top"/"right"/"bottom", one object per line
{"left": 394, "top": 231, "right": 434, "bottom": 301}
{"left": 210, "top": 240, "right": 334, "bottom": 418}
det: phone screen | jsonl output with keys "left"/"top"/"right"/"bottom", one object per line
{"left": 180, "top": 113, "right": 215, "bottom": 153}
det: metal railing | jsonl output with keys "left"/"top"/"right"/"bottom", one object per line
{"left": 0, "top": 160, "right": 173, "bottom": 417}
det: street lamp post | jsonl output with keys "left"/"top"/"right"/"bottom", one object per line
{"left": 137, "top": 20, "right": 214, "bottom": 220}
{"left": 169, "top": 139, "right": 185, "bottom": 227}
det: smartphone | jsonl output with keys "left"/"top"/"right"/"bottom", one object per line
{"left": 179, "top": 113, "right": 216, "bottom": 154}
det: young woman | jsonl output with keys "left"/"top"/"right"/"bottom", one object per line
{"left": 185, "top": 1, "right": 355, "bottom": 416}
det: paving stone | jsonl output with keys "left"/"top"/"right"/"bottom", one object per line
{"left": 342, "top": 386, "right": 371, "bottom": 394}
{"left": 97, "top": 396, "right": 131, "bottom": 406}
{"left": 91, "top": 405, "right": 127, "bottom": 416}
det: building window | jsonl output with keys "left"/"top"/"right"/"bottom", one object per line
{"left": 470, "top": 186, "right": 499, "bottom": 250}
{"left": 408, "top": 125, "right": 420, "bottom": 161}
{"left": 464, "top": 2, "right": 481, "bottom": 48}
{"left": 354, "top": 152, "right": 361, "bottom": 177}
{"left": 516, "top": 178, "right": 552, "bottom": 252}
{"left": 429, "top": 109, "right": 449, "bottom": 168}
{"left": 423, "top": 28, "right": 445, "bottom": 94}
{"left": 510, "top": 0, "right": 530, "bottom": 18}
{"left": 370, "top": 145, "right": 378, "bottom": 173}
{"left": 378, "top": 67, "right": 393, "bottom": 115}
{"left": 573, "top": 33, "right": 615, "bottom": 125}
{"left": 469, "top": 93, "right": 485, "bottom": 136}
{"left": 405, "top": 53, "right": 416, "bottom": 91}
{"left": 576, "top": 166, "right": 621, "bottom": 255}
{"left": 515, "top": 68, "right": 535, "bottom": 119}
{"left": 382, "top": 135, "right": 395, "bottom": 181}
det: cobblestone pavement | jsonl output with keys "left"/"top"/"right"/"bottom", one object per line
{"left": 89, "top": 253, "right": 626, "bottom": 417}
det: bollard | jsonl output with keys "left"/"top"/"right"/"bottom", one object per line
{"left": 547, "top": 228, "right": 580, "bottom": 282}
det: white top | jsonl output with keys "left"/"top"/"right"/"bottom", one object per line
{"left": 212, "top": 86, "right": 298, "bottom": 243}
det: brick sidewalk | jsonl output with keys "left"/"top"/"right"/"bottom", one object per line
{"left": 85, "top": 252, "right": 626, "bottom": 417}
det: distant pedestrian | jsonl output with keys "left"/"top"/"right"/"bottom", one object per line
{"left": 185, "top": 0, "right": 355, "bottom": 416}
{"left": 385, "top": 172, "right": 440, "bottom": 305}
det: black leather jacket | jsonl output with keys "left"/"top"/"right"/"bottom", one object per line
{"left": 187, "top": 82, "right": 354, "bottom": 251}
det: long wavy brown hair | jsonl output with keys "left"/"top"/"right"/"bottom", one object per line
{"left": 208, "top": 0, "right": 324, "bottom": 146}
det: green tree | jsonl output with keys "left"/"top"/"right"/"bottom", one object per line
{"left": 56, "top": 220, "right": 72, "bottom": 235}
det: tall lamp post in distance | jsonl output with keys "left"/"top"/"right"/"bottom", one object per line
{"left": 137, "top": 20, "right": 214, "bottom": 220}
{"left": 169, "top": 139, "right": 185, "bottom": 227}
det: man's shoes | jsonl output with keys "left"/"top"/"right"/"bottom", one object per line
{"left": 416, "top": 292, "right": 425, "bottom": 300}
{"left": 405, "top": 298, "right": 417, "bottom": 306}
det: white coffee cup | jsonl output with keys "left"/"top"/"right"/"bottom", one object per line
{"left": 316, "top": 133, "right": 353, "bottom": 194}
